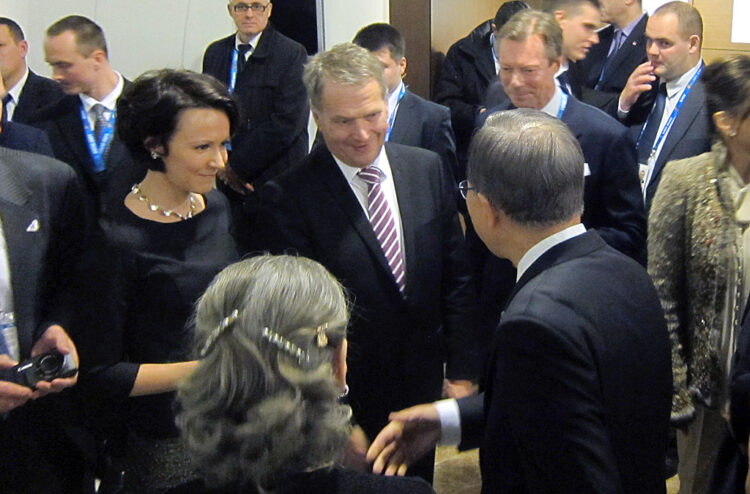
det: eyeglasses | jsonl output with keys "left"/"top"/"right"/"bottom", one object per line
{"left": 232, "top": 2, "right": 269, "bottom": 13}
{"left": 458, "top": 180, "right": 475, "bottom": 200}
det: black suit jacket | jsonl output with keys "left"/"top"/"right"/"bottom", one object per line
{"left": 253, "top": 143, "right": 480, "bottom": 438}
{"left": 606, "top": 72, "right": 711, "bottom": 210}
{"left": 577, "top": 16, "right": 649, "bottom": 111}
{"left": 458, "top": 231, "right": 671, "bottom": 494}
{"left": 0, "top": 121, "right": 54, "bottom": 157}
{"left": 203, "top": 23, "right": 309, "bottom": 185}
{"left": 434, "top": 20, "right": 496, "bottom": 172}
{"left": 390, "top": 89, "right": 459, "bottom": 182}
{"left": 0, "top": 148, "right": 86, "bottom": 357}
{"left": 11, "top": 70, "right": 64, "bottom": 125}
{"left": 37, "top": 86, "right": 142, "bottom": 222}
{"left": 481, "top": 96, "right": 645, "bottom": 258}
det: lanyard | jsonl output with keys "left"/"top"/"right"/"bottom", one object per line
{"left": 385, "top": 84, "right": 407, "bottom": 142}
{"left": 79, "top": 104, "right": 116, "bottom": 173}
{"left": 557, "top": 91, "right": 569, "bottom": 119}
{"left": 229, "top": 48, "right": 241, "bottom": 93}
{"left": 637, "top": 65, "right": 703, "bottom": 162}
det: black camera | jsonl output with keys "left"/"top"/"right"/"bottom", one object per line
{"left": 0, "top": 351, "right": 77, "bottom": 389}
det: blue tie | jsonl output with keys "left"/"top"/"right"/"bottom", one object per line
{"left": 557, "top": 71, "right": 572, "bottom": 95}
{"left": 1, "top": 94, "right": 11, "bottom": 123}
{"left": 637, "top": 84, "right": 667, "bottom": 164}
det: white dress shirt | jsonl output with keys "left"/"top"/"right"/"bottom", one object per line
{"left": 235, "top": 31, "right": 263, "bottom": 60}
{"left": 4, "top": 68, "right": 29, "bottom": 121}
{"left": 78, "top": 72, "right": 124, "bottom": 128}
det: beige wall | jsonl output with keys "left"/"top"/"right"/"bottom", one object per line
{"left": 693, "top": 0, "right": 750, "bottom": 63}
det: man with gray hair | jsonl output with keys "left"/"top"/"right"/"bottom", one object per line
{"left": 367, "top": 109, "right": 672, "bottom": 494}
{"left": 253, "top": 42, "right": 480, "bottom": 482}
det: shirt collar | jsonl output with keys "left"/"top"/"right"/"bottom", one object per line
{"left": 78, "top": 72, "right": 124, "bottom": 112}
{"left": 540, "top": 84, "right": 564, "bottom": 118}
{"left": 7, "top": 67, "right": 29, "bottom": 104}
{"left": 333, "top": 146, "right": 390, "bottom": 186}
{"left": 516, "top": 223, "right": 587, "bottom": 281}
{"left": 235, "top": 31, "right": 263, "bottom": 51}
{"left": 665, "top": 59, "right": 703, "bottom": 99}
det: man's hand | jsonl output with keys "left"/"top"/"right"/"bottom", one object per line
{"left": 29, "top": 325, "right": 78, "bottom": 398}
{"left": 619, "top": 61, "right": 656, "bottom": 113}
{"left": 443, "top": 378, "right": 477, "bottom": 399}
{"left": 366, "top": 403, "right": 442, "bottom": 476}
{"left": 0, "top": 354, "right": 33, "bottom": 412}
{"left": 218, "top": 166, "right": 254, "bottom": 195}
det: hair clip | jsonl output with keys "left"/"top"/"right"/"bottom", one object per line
{"left": 199, "top": 309, "right": 240, "bottom": 358}
{"left": 261, "top": 327, "right": 310, "bottom": 365}
{"left": 316, "top": 323, "right": 329, "bottom": 347}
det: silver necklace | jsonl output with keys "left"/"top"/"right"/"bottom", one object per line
{"left": 131, "top": 184, "right": 196, "bottom": 221}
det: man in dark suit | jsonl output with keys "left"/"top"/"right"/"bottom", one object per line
{"left": 575, "top": 0, "right": 648, "bottom": 110}
{"left": 434, "top": 1, "right": 529, "bottom": 180}
{"left": 203, "top": 0, "right": 309, "bottom": 248}
{"left": 0, "top": 17, "right": 63, "bottom": 124}
{"left": 606, "top": 1, "right": 710, "bottom": 210}
{"left": 367, "top": 109, "right": 672, "bottom": 494}
{"left": 353, "top": 23, "right": 459, "bottom": 183}
{"left": 482, "top": 10, "right": 644, "bottom": 260}
{"left": 38, "top": 15, "right": 138, "bottom": 222}
{"left": 253, "top": 43, "right": 480, "bottom": 481}
{"left": 0, "top": 147, "right": 89, "bottom": 493}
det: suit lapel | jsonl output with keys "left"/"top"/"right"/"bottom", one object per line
{"left": 387, "top": 144, "right": 417, "bottom": 295}
{"left": 315, "top": 148, "right": 402, "bottom": 291}
{"left": 57, "top": 98, "right": 95, "bottom": 174}
{"left": 603, "top": 15, "right": 648, "bottom": 85}
{"left": 651, "top": 76, "right": 705, "bottom": 186}
{"left": 389, "top": 90, "right": 415, "bottom": 144}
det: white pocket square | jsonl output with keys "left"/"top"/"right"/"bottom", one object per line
{"left": 26, "top": 219, "right": 40, "bottom": 232}
{"left": 584, "top": 163, "right": 591, "bottom": 177}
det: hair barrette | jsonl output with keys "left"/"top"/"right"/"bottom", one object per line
{"left": 316, "top": 323, "right": 329, "bottom": 347}
{"left": 261, "top": 327, "right": 310, "bottom": 365}
{"left": 199, "top": 309, "right": 240, "bottom": 358}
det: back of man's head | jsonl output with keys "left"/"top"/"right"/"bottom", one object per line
{"left": 0, "top": 17, "right": 24, "bottom": 42}
{"left": 353, "top": 23, "right": 405, "bottom": 61}
{"left": 652, "top": 1, "right": 703, "bottom": 41}
{"left": 46, "top": 15, "right": 108, "bottom": 57}
{"left": 498, "top": 10, "right": 563, "bottom": 64}
{"left": 541, "top": 0, "right": 600, "bottom": 15}
{"left": 303, "top": 43, "right": 386, "bottom": 113}
{"left": 468, "top": 109, "right": 584, "bottom": 228}
{"left": 493, "top": 1, "right": 531, "bottom": 31}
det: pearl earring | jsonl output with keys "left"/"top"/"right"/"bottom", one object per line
{"left": 150, "top": 150, "right": 160, "bottom": 159}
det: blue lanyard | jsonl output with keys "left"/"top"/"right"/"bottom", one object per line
{"left": 385, "top": 84, "right": 407, "bottom": 142}
{"left": 637, "top": 65, "right": 703, "bottom": 161}
{"left": 79, "top": 104, "right": 116, "bottom": 173}
{"left": 229, "top": 48, "right": 240, "bottom": 93}
{"left": 557, "top": 91, "right": 569, "bottom": 119}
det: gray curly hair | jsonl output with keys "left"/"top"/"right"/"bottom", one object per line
{"left": 176, "top": 255, "right": 351, "bottom": 490}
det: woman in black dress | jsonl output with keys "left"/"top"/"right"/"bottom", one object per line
{"left": 77, "top": 69, "right": 240, "bottom": 493}
{"left": 177, "top": 255, "right": 435, "bottom": 494}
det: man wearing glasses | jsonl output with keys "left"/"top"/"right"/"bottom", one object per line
{"left": 203, "top": 1, "right": 309, "bottom": 250}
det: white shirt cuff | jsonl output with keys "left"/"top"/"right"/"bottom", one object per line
{"left": 617, "top": 100, "right": 630, "bottom": 120}
{"left": 435, "top": 398, "right": 462, "bottom": 446}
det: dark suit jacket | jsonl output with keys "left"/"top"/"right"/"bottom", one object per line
{"left": 390, "top": 89, "right": 459, "bottom": 182}
{"left": 458, "top": 231, "right": 671, "bottom": 494}
{"left": 252, "top": 143, "right": 480, "bottom": 439}
{"left": 0, "top": 148, "right": 86, "bottom": 357}
{"left": 36, "top": 86, "right": 142, "bottom": 223}
{"left": 577, "top": 16, "right": 649, "bottom": 111}
{"left": 203, "top": 23, "right": 309, "bottom": 186}
{"left": 481, "top": 96, "right": 646, "bottom": 259}
{"left": 11, "top": 70, "right": 64, "bottom": 125}
{"left": 0, "top": 121, "right": 54, "bottom": 157}
{"left": 614, "top": 75, "right": 712, "bottom": 211}
{"left": 434, "top": 20, "right": 496, "bottom": 172}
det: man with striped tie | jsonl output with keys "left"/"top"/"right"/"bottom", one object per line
{"left": 253, "top": 42, "right": 481, "bottom": 483}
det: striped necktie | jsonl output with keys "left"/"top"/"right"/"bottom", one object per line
{"left": 358, "top": 166, "right": 406, "bottom": 295}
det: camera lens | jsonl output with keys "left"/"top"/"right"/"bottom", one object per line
{"left": 38, "top": 353, "right": 63, "bottom": 378}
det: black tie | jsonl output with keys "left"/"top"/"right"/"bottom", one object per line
{"left": 1, "top": 94, "right": 11, "bottom": 123}
{"left": 557, "top": 71, "right": 572, "bottom": 95}
{"left": 237, "top": 44, "right": 252, "bottom": 73}
{"left": 637, "top": 84, "right": 668, "bottom": 164}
